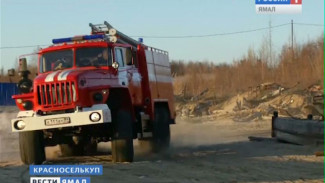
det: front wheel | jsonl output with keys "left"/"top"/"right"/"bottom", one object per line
{"left": 111, "top": 110, "right": 134, "bottom": 162}
{"left": 19, "top": 130, "right": 46, "bottom": 165}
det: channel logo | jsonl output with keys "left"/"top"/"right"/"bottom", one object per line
{"left": 256, "top": 0, "right": 302, "bottom": 14}
{"left": 29, "top": 165, "right": 103, "bottom": 183}
{"left": 30, "top": 177, "right": 90, "bottom": 183}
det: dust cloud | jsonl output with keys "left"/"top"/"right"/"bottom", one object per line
{"left": 0, "top": 107, "right": 20, "bottom": 162}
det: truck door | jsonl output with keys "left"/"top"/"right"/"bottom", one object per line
{"left": 115, "top": 47, "right": 142, "bottom": 105}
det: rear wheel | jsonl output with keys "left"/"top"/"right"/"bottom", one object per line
{"left": 19, "top": 130, "right": 46, "bottom": 165}
{"left": 139, "top": 106, "right": 170, "bottom": 153}
{"left": 111, "top": 110, "right": 134, "bottom": 162}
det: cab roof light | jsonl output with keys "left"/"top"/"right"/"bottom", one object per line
{"left": 52, "top": 34, "right": 106, "bottom": 44}
{"left": 83, "top": 34, "right": 105, "bottom": 40}
{"left": 52, "top": 37, "right": 72, "bottom": 44}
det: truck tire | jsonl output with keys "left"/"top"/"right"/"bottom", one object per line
{"left": 111, "top": 110, "right": 134, "bottom": 162}
{"left": 139, "top": 106, "right": 170, "bottom": 153}
{"left": 19, "top": 131, "right": 46, "bottom": 165}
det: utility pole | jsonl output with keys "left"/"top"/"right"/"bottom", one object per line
{"left": 269, "top": 18, "right": 275, "bottom": 82}
{"left": 291, "top": 20, "right": 294, "bottom": 60}
{"left": 291, "top": 19, "right": 299, "bottom": 81}
{"left": 269, "top": 19, "right": 273, "bottom": 65}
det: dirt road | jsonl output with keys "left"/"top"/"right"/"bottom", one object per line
{"left": 0, "top": 109, "right": 323, "bottom": 183}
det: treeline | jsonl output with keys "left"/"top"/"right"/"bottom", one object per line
{"left": 0, "top": 35, "right": 323, "bottom": 98}
{"left": 172, "top": 34, "right": 324, "bottom": 98}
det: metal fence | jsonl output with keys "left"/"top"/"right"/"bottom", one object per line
{"left": 0, "top": 83, "right": 18, "bottom": 106}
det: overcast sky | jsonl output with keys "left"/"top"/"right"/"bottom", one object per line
{"left": 0, "top": 0, "right": 324, "bottom": 69}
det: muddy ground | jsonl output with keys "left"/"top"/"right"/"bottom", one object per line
{"left": 0, "top": 107, "right": 323, "bottom": 183}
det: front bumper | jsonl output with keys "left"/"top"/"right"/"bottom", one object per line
{"left": 11, "top": 104, "right": 111, "bottom": 132}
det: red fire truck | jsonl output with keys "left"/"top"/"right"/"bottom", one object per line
{"left": 11, "top": 21, "right": 175, "bottom": 164}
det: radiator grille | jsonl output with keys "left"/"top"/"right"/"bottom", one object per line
{"left": 37, "top": 81, "right": 76, "bottom": 107}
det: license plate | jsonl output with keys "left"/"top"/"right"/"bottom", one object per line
{"left": 45, "top": 117, "right": 71, "bottom": 126}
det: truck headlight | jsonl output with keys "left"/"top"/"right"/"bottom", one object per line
{"left": 90, "top": 112, "right": 101, "bottom": 122}
{"left": 14, "top": 120, "right": 26, "bottom": 130}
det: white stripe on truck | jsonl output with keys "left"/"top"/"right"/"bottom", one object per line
{"left": 45, "top": 71, "right": 60, "bottom": 82}
{"left": 57, "top": 70, "right": 73, "bottom": 81}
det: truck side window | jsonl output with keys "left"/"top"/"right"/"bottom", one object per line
{"left": 132, "top": 50, "right": 138, "bottom": 67}
{"left": 125, "top": 48, "right": 133, "bottom": 66}
{"left": 115, "top": 48, "right": 124, "bottom": 67}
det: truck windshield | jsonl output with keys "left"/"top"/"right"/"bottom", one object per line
{"left": 76, "top": 47, "right": 112, "bottom": 67}
{"left": 39, "top": 49, "right": 73, "bottom": 73}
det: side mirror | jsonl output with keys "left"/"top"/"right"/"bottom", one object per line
{"left": 8, "top": 69, "right": 15, "bottom": 76}
{"left": 112, "top": 62, "right": 119, "bottom": 69}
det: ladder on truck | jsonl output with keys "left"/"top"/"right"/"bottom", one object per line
{"left": 89, "top": 22, "right": 113, "bottom": 35}
{"left": 89, "top": 21, "right": 141, "bottom": 48}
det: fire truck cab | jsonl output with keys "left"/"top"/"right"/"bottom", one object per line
{"left": 11, "top": 21, "right": 175, "bottom": 164}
